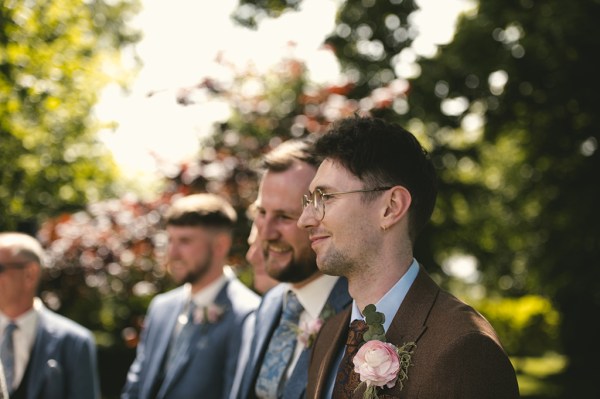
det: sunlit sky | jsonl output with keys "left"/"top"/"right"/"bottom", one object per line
{"left": 95, "top": 0, "right": 473, "bottom": 186}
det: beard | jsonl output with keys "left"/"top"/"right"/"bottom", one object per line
{"left": 170, "top": 247, "right": 213, "bottom": 286}
{"left": 264, "top": 245, "right": 318, "bottom": 284}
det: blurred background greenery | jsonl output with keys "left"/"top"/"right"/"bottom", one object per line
{"left": 2, "top": 0, "right": 599, "bottom": 397}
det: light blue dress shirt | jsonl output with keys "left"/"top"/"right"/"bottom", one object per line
{"left": 324, "top": 259, "right": 420, "bottom": 398}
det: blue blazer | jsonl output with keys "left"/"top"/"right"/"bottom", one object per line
{"left": 22, "top": 303, "right": 100, "bottom": 399}
{"left": 236, "top": 277, "right": 351, "bottom": 399}
{"left": 122, "top": 276, "right": 260, "bottom": 399}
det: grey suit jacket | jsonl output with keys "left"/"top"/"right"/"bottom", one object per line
{"left": 0, "top": 359, "right": 8, "bottom": 399}
{"left": 22, "top": 303, "right": 100, "bottom": 399}
{"left": 236, "top": 277, "right": 351, "bottom": 399}
{"left": 306, "top": 266, "right": 520, "bottom": 399}
{"left": 122, "top": 276, "right": 260, "bottom": 399}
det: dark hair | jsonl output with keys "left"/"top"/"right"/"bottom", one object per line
{"left": 314, "top": 116, "right": 437, "bottom": 241}
{"left": 262, "top": 139, "right": 320, "bottom": 172}
{"left": 165, "top": 193, "right": 237, "bottom": 230}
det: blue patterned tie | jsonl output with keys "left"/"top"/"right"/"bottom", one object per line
{"left": 0, "top": 322, "right": 17, "bottom": 394}
{"left": 255, "top": 291, "right": 304, "bottom": 399}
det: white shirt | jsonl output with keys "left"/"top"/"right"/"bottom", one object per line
{"left": 286, "top": 274, "right": 339, "bottom": 379}
{"left": 174, "top": 270, "right": 229, "bottom": 335}
{"left": 0, "top": 298, "right": 42, "bottom": 391}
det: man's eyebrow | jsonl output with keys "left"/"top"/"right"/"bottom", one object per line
{"left": 257, "top": 205, "right": 300, "bottom": 217}
{"left": 311, "top": 184, "right": 334, "bottom": 192}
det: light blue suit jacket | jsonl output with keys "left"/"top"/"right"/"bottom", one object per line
{"left": 122, "top": 276, "right": 260, "bottom": 399}
{"left": 22, "top": 304, "right": 100, "bottom": 399}
{"left": 236, "top": 277, "right": 351, "bottom": 399}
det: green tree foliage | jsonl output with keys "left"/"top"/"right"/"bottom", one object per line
{"left": 231, "top": 0, "right": 600, "bottom": 396}
{"left": 477, "top": 295, "right": 560, "bottom": 357}
{"left": 0, "top": 0, "right": 141, "bottom": 232}
{"left": 232, "top": 0, "right": 305, "bottom": 28}
{"left": 405, "top": 2, "right": 600, "bottom": 395}
{"left": 38, "top": 191, "right": 176, "bottom": 396}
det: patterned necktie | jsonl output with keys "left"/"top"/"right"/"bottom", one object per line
{"left": 255, "top": 291, "right": 304, "bottom": 399}
{"left": 332, "top": 319, "right": 369, "bottom": 399}
{"left": 166, "top": 301, "right": 197, "bottom": 370}
{"left": 0, "top": 322, "right": 17, "bottom": 394}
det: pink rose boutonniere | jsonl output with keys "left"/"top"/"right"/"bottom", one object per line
{"left": 353, "top": 304, "right": 416, "bottom": 399}
{"left": 297, "top": 318, "right": 324, "bottom": 348}
{"left": 295, "top": 304, "right": 335, "bottom": 349}
{"left": 192, "top": 303, "right": 225, "bottom": 324}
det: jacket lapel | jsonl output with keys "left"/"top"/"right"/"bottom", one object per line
{"left": 386, "top": 265, "right": 438, "bottom": 345}
{"left": 148, "top": 291, "right": 186, "bottom": 399}
{"left": 25, "top": 306, "right": 62, "bottom": 399}
{"left": 250, "top": 286, "right": 284, "bottom": 381}
{"left": 312, "top": 308, "right": 351, "bottom": 398}
{"left": 159, "top": 281, "right": 233, "bottom": 397}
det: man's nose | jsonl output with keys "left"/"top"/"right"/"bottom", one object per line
{"left": 297, "top": 206, "right": 317, "bottom": 230}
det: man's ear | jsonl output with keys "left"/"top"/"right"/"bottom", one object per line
{"left": 213, "top": 232, "right": 233, "bottom": 260}
{"left": 24, "top": 261, "right": 42, "bottom": 291}
{"left": 381, "top": 186, "right": 412, "bottom": 230}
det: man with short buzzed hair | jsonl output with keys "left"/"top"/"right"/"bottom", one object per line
{"left": 122, "top": 193, "right": 260, "bottom": 399}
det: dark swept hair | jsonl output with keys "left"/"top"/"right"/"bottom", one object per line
{"left": 165, "top": 193, "right": 237, "bottom": 231}
{"left": 262, "top": 139, "right": 320, "bottom": 172}
{"left": 314, "top": 116, "right": 437, "bottom": 242}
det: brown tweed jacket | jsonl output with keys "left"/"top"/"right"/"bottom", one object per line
{"left": 306, "top": 266, "right": 520, "bottom": 398}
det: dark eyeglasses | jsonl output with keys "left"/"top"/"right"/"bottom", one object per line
{"left": 302, "top": 187, "right": 392, "bottom": 221}
{"left": 0, "top": 262, "right": 29, "bottom": 273}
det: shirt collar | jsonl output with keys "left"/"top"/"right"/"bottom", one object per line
{"left": 289, "top": 274, "right": 339, "bottom": 319}
{"left": 0, "top": 298, "right": 41, "bottom": 345}
{"left": 351, "top": 259, "right": 419, "bottom": 331}
{"left": 187, "top": 272, "right": 228, "bottom": 308}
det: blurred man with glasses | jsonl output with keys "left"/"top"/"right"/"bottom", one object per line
{"left": 0, "top": 232, "right": 100, "bottom": 399}
{"left": 298, "top": 116, "right": 519, "bottom": 398}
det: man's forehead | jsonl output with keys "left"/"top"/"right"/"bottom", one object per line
{"left": 260, "top": 162, "right": 315, "bottom": 192}
{"left": 310, "top": 159, "right": 353, "bottom": 189}
{"left": 166, "top": 225, "right": 210, "bottom": 237}
{"left": 255, "top": 195, "right": 301, "bottom": 215}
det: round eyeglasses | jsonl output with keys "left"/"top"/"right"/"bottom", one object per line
{"left": 302, "top": 187, "right": 392, "bottom": 221}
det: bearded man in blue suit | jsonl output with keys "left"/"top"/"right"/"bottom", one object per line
{"left": 0, "top": 232, "right": 100, "bottom": 399}
{"left": 122, "top": 193, "right": 260, "bottom": 399}
{"left": 232, "top": 140, "right": 352, "bottom": 399}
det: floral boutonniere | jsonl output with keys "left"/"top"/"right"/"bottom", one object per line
{"left": 192, "top": 303, "right": 226, "bottom": 324}
{"left": 295, "top": 303, "right": 335, "bottom": 349}
{"left": 353, "top": 304, "right": 416, "bottom": 399}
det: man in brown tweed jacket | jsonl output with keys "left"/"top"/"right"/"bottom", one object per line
{"left": 298, "top": 116, "right": 519, "bottom": 398}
